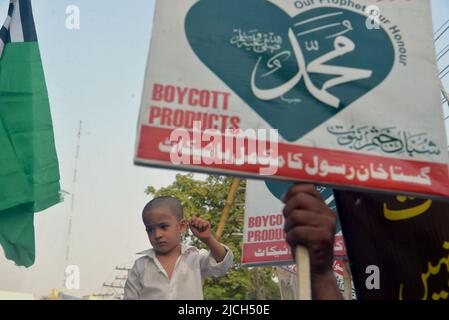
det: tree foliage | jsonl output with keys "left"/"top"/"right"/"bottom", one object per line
{"left": 145, "top": 173, "right": 281, "bottom": 300}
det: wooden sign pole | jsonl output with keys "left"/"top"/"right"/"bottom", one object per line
{"left": 296, "top": 246, "right": 312, "bottom": 300}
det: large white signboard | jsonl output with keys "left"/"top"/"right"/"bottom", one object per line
{"left": 135, "top": 0, "right": 449, "bottom": 199}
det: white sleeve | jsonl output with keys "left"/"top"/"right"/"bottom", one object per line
{"left": 199, "top": 244, "right": 234, "bottom": 278}
{"left": 124, "top": 261, "right": 142, "bottom": 300}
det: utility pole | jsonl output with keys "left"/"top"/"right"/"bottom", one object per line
{"left": 63, "top": 120, "right": 82, "bottom": 288}
{"left": 102, "top": 266, "right": 131, "bottom": 300}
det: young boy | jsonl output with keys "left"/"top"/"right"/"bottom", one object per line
{"left": 124, "top": 196, "right": 234, "bottom": 300}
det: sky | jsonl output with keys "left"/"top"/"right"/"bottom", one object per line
{"left": 0, "top": 0, "right": 449, "bottom": 298}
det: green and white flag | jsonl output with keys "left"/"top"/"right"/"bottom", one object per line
{"left": 0, "top": 0, "right": 60, "bottom": 267}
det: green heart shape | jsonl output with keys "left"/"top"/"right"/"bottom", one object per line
{"left": 186, "top": 0, "right": 395, "bottom": 141}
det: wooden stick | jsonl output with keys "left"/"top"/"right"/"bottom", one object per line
{"left": 215, "top": 178, "right": 240, "bottom": 241}
{"left": 342, "top": 259, "right": 352, "bottom": 300}
{"left": 296, "top": 246, "right": 312, "bottom": 300}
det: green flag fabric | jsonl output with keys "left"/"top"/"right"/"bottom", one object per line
{"left": 0, "top": 0, "right": 61, "bottom": 267}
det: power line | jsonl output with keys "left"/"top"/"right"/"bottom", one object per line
{"left": 435, "top": 25, "right": 449, "bottom": 42}
{"left": 435, "top": 18, "right": 449, "bottom": 36}
{"left": 441, "top": 69, "right": 449, "bottom": 80}
{"left": 437, "top": 43, "right": 449, "bottom": 61}
{"left": 439, "top": 64, "right": 449, "bottom": 76}
{"left": 441, "top": 62, "right": 449, "bottom": 80}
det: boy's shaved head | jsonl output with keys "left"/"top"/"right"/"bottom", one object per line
{"left": 142, "top": 196, "right": 183, "bottom": 221}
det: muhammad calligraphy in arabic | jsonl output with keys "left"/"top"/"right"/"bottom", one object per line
{"left": 251, "top": 32, "right": 372, "bottom": 108}
{"left": 231, "top": 12, "right": 374, "bottom": 109}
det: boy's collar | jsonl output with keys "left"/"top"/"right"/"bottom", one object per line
{"left": 137, "top": 244, "right": 197, "bottom": 258}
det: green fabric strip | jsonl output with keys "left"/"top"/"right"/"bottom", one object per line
{"left": 0, "top": 42, "right": 61, "bottom": 267}
{"left": 0, "top": 42, "right": 61, "bottom": 213}
{"left": 0, "top": 203, "right": 35, "bottom": 267}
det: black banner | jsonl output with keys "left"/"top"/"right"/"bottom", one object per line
{"left": 334, "top": 190, "right": 449, "bottom": 300}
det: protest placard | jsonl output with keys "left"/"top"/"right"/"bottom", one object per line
{"left": 135, "top": 0, "right": 449, "bottom": 199}
{"left": 242, "top": 180, "right": 346, "bottom": 266}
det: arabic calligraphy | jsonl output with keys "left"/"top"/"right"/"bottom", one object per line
{"left": 399, "top": 241, "right": 449, "bottom": 300}
{"left": 158, "top": 133, "right": 434, "bottom": 187}
{"left": 384, "top": 196, "right": 433, "bottom": 221}
{"left": 305, "top": 40, "right": 319, "bottom": 51}
{"left": 285, "top": 152, "right": 432, "bottom": 186}
{"left": 231, "top": 12, "right": 374, "bottom": 109}
{"left": 280, "top": 94, "right": 302, "bottom": 104}
{"left": 159, "top": 137, "right": 280, "bottom": 169}
{"left": 250, "top": 30, "right": 372, "bottom": 108}
{"left": 294, "top": 12, "right": 353, "bottom": 40}
{"left": 254, "top": 245, "right": 291, "bottom": 258}
{"left": 327, "top": 125, "right": 441, "bottom": 157}
{"left": 260, "top": 51, "right": 291, "bottom": 78}
{"left": 325, "top": 20, "right": 353, "bottom": 39}
{"left": 230, "top": 29, "right": 282, "bottom": 53}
